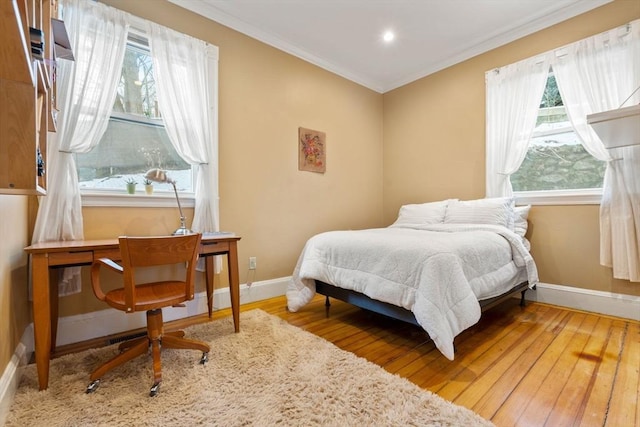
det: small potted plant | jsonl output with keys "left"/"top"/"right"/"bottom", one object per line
{"left": 143, "top": 178, "right": 153, "bottom": 195}
{"left": 125, "top": 177, "right": 137, "bottom": 194}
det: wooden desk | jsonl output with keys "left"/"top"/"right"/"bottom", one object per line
{"left": 24, "top": 233, "right": 241, "bottom": 390}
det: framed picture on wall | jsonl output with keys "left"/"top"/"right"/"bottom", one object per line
{"left": 298, "top": 127, "right": 326, "bottom": 173}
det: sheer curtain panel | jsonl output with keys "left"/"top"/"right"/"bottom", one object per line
{"left": 553, "top": 20, "right": 640, "bottom": 281}
{"left": 31, "top": 0, "right": 128, "bottom": 295}
{"left": 485, "top": 56, "right": 550, "bottom": 198}
{"left": 148, "top": 23, "right": 220, "bottom": 238}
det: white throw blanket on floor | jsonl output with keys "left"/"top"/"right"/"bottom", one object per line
{"left": 286, "top": 224, "right": 538, "bottom": 360}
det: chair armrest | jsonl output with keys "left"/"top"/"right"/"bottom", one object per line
{"left": 90, "top": 258, "right": 123, "bottom": 301}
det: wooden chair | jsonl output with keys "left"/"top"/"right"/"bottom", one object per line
{"left": 86, "top": 233, "right": 209, "bottom": 397}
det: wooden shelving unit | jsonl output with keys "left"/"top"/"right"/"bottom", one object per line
{"left": 0, "top": 0, "right": 57, "bottom": 195}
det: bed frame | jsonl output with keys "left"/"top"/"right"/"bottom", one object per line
{"left": 315, "top": 280, "right": 533, "bottom": 326}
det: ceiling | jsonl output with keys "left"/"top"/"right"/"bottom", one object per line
{"left": 168, "top": 0, "right": 612, "bottom": 93}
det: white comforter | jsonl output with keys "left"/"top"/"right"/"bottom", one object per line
{"left": 286, "top": 224, "right": 538, "bottom": 360}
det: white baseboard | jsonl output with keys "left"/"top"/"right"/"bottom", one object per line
{"left": 15, "top": 277, "right": 289, "bottom": 354}
{"left": 524, "top": 282, "right": 640, "bottom": 321}
{"left": 18, "top": 277, "right": 640, "bottom": 351}
{"left": 51, "top": 277, "right": 290, "bottom": 349}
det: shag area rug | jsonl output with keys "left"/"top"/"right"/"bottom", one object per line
{"left": 7, "top": 309, "right": 493, "bottom": 426}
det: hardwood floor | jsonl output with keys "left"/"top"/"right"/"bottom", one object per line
{"left": 234, "top": 295, "right": 639, "bottom": 427}
{"left": 56, "top": 294, "right": 639, "bottom": 426}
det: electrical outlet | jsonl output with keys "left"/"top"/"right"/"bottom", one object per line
{"left": 249, "top": 256, "right": 257, "bottom": 270}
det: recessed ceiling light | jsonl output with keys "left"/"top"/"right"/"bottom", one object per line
{"left": 383, "top": 31, "right": 395, "bottom": 43}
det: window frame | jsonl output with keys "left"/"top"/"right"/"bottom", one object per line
{"left": 508, "top": 70, "right": 604, "bottom": 206}
{"left": 514, "top": 188, "right": 601, "bottom": 206}
{"left": 81, "top": 190, "right": 195, "bottom": 208}
{"left": 78, "top": 26, "right": 196, "bottom": 207}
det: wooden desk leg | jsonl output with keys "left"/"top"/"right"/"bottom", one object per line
{"left": 227, "top": 242, "right": 240, "bottom": 333}
{"left": 30, "top": 254, "right": 51, "bottom": 390}
{"left": 205, "top": 255, "right": 215, "bottom": 318}
{"left": 49, "top": 269, "right": 59, "bottom": 354}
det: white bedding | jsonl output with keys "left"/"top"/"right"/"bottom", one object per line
{"left": 286, "top": 224, "right": 538, "bottom": 360}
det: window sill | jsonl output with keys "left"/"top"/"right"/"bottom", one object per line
{"left": 80, "top": 190, "right": 195, "bottom": 208}
{"left": 514, "top": 189, "right": 602, "bottom": 206}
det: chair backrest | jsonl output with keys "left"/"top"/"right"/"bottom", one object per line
{"left": 118, "top": 233, "right": 202, "bottom": 310}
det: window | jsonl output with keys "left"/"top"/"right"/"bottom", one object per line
{"left": 511, "top": 70, "right": 605, "bottom": 194}
{"left": 75, "top": 31, "right": 192, "bottom": 194}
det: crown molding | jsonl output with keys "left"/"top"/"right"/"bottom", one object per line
{"left": 168, "top": 0, "right": 384, "bottom": 92}
{"left": 168, "top": 0, "right": 613, "bottom": 93}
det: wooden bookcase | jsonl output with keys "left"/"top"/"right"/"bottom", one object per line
{"left": 0, "top": 0, "right": 57, "bottom": 195}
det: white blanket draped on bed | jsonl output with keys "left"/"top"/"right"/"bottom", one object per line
{"left": 286, "top": 224, "right": 538, "bottom": 360}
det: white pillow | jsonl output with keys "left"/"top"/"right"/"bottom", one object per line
{"left": 513, "top": 205, "right": 531, "bottom": 238}
{"left": 390, "top": 199, "right": 452, "bottom": 228}
{"left": 514, "top": 205, "right": 532, "bottom": 250}
{"left": 444, "top": 197, "right": 515, "bottom": 229}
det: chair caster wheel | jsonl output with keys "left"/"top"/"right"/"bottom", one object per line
{"left": 86, "top": 379, "right": 100, "bottom": 394}
{"left": 200, "top": 352, "right": 208, "bottom": 365}
{"left": 150, "top": 382, "right": 160, "bottom": 397}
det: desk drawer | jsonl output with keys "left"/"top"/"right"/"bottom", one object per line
{"left": 94, "top": 249, "right": 122, "bottom": 261}
{"left": 200, "top": 241, "right": 230, "bottom": 255}
{"left": 49, "top": 251, "right": 93, "bottom": 266}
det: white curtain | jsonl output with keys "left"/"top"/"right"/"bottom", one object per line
{"left": 485, "top": 55, "right": 550, "bottom": 197}
{"left": 553, "top": 20, "right": 640, "bottom": 281}
{"left": 147, "top": 24, "right": 220, "bottom": 238}
{"left": 31, "top": 0, "right": 128, "bottom": 295}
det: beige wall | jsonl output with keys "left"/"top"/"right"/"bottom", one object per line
{"left": 2, "top": 0, "right": 638, "bottom": 377}
{"left": 383, "top": 0, "right": 640, "bottom": 297}
{"left": 60, "top": 0, "right": 384, "bottom": 317}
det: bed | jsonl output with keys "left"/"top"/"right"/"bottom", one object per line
{"left": 286, "top": 197, "right": 538, "bottom": 360}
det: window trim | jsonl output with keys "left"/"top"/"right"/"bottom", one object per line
{"left": 110, "top": 111, "right": 164, "bottom": 127}
{"left": 515, "top": 188, "right": 602, "bottom": 206}
{"left": 81, "top": 189, "right": 195, "bottom": 208}
{"left": 530, "top": 124, "right": 574, "bottom": 138}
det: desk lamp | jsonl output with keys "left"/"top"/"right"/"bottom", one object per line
{"left": 144, "top": 168, "right": 192, "bottom": 236}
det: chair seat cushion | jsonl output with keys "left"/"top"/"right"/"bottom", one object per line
{"left": 105, "top": 281, "right": 190, "bottom": 312}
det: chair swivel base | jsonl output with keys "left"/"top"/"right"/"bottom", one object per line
{"left": 85, "top": 308, "right": 209, "bottom": 396}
